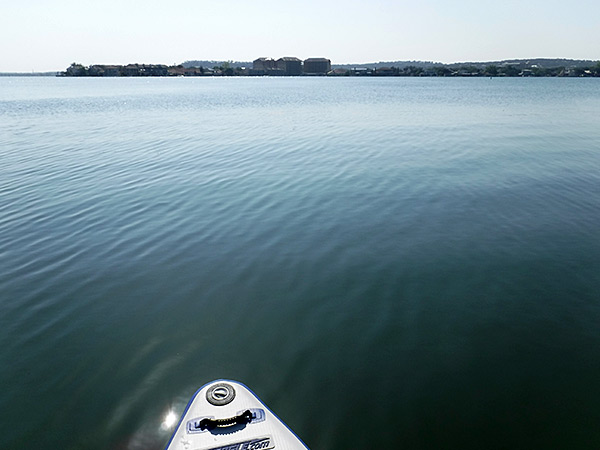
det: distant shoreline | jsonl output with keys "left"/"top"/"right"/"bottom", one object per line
{"left": 3, "top": 57, "right": 599, "bottom": 78}
{"left": 59, "top": 62, "right": 600, "bottom": 78}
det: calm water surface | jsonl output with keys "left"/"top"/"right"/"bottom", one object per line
{"left": 1, "top": 77, "right": 599, "bottom": 449}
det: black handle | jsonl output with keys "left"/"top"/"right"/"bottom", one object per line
{"left": 199, "top": 410, "right": 253, "bottom": 431}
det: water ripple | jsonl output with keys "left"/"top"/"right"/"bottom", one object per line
{"left": 2, "top": 77, "right": 600, "bottom": 450}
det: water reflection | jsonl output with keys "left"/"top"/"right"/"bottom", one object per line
{"left": 162, "top": 410, "right": 178, "bottom": 431}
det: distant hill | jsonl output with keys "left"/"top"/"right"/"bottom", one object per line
{"left": 332, "top": 58, "right": 598, "bottom": 70}
{"left": 445, "top": 58, "right": 597, "bottom": 69}
{"left": 332, "top": 61, "right": 441, "bottom": 69}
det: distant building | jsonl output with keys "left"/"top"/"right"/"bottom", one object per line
{"left": 351, "top": 67, "right": 372, "bottom": 76}
{"left": 374, "top": 67, "right": 395, "bottom": 76}
{"left": 329, "top": 68, "right": 349, "bottom": 76}
{"left": 253, "top": 57, "right": 276, "bottom": 71}
{"left": 303, "top": 58, "right": 331, "bottom": 75}
{"left": 251, "top": 57, "right": 286, "bottom": 75}
{"left": 121, "top": 64, "right": 168, "bottom": 77}
{"left": 167, "top": 66, "right": 207, "bottom": 76}
{"left": 276, "top": 57, "right": 302, "bottom": 75}
{"left": 88, "top": 65, "right": 121, "bottom": 76}
{"left": 254, "top": 57, "right": 302, "bottom": 76}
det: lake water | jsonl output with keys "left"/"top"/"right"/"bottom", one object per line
{"left": 1, "top": 76, "right": 599, "bottom": 449}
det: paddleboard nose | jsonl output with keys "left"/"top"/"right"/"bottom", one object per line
{"left": 165, "top": 380, "right": 310, "bottom": 450}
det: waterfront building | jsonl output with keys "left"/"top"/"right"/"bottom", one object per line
{"left": 251, "top": 57, "right": 286, "bottom": 75}
{"left": 303, "top": 58, "right": 331, "bottom": 75}
{"left": 252, "top": 57, "right": 276, "bottom": 71}
{"left": 276, "top": 57, "right": 302, "bottom": 75}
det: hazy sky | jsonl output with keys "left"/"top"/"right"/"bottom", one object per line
{"left": 2, "top": 0, "right": 598, "bottom": 72}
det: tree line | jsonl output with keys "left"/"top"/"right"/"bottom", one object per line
{"left": 353, "top": 62, "right": 600, "bottom": 77}
{"left": 61, "top": 61, "right": 600, "bottom": 77}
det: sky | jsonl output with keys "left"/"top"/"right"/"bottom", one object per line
{"left": 1, "top": 0, "right": 599, "bottom": 72}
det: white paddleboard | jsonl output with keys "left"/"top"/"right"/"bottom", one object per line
{"left": 165, "top": 380, "right": 310, "bottom": 450}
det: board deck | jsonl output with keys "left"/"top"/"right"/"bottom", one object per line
{"left": 165, "top": 380, "right": 310, "bottom": 450}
